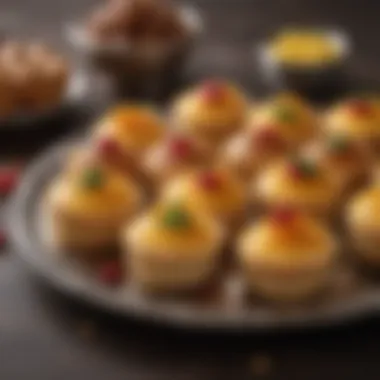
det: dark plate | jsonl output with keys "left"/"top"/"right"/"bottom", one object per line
{"left": 6, "top": 140, "right": 380, "bottom": 331}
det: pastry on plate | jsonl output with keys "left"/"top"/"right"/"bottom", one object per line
{"left": 237, "top": 207, "right": 337, "bottom": 301}
{"left": 324, "top": 97, "right": 380, "bottom": 154}
{"left": 247, "top": 92, "right": 317, "bottom": 149}
{"left": 217, "top": 124, "right": 289, "bottom": 181}
{"left": 171, "top": 79, "right": 248, "bottom": 147}
{"left": 92, "top": 104, "right": 166, "bottom": 179}
{"left": 346, "top": 184, "right": 380, "bottom": 267}
{"left": 161, "top": 168, "right": 247, "bottom": 229}
{"left": 253, "top": 156, "right": 338, "bottom": 218}
{"left": 304, "top": 135, "right": 371, "bottom": 194}
{"left": 123, "top": 200, "right": 224, "bottom": 293}
{"left": 45, "top": 155, "right": 143, "bottom": 256}
{"left": 142, "top": 133, "right": 212, "bottom": 188}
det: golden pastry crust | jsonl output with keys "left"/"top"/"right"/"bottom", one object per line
{"left": 253, "top": 157, "right": 338, "bottom": 217}
{"left": 237, "top": 209, "right": 337, "bottom": 301}
{"left": 142, "top": 133, "right": 212, "bottom": 187}
{"left": 95, "top": 104, "right": 166, "bottom": 155}
{"left": 247, "top": 93, "right": 317, "bottom": 148}
{"left": 172, "top": 80, "right": 248, "bottom": 144}
{"left": 218, "top": 124, "right": 289, "bottom": 181}
{"left": 346, "top": 185, "right": 380, "bottom": 266}
{"left": 161, "top": 168, "right": 247, "bottom": 227}
{"left": 123, "top": 201, "right": 224, "bottom": 292}
{"left": 304, "top": 136, "right": 370, "bottom": 193}
{"left": 46, "top": 158, "right": 143, "bottom": 253}
{"left": 324, "top": 98, "right": 380, "bottom": 145}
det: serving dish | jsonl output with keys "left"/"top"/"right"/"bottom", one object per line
{"left": 7, "top": 139, "right": 380, "bottom": 331}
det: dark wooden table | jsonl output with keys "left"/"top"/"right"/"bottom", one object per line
{"left": 1, "top": 0, "right": 380, "bottom": 379}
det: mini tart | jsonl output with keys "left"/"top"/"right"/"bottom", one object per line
{"left": 247, "top": 93, "right": 317, "bottom": 148}
{"left": 92, "top": 104, "right": 166, "bottom": 179}
{"left": 161, "top": 169, "right": 247, "bottom": 229}
{"left": 45, "top": 161, "right": 143, "bottom": 256}
{"left": 123, "top": 201, "right": 224, "bottom": 293}
{"left": 324, "top": 98, "right": 380, "bottom": 154}
{"left": 218, "top": 125, "right": 289, "bottom": 181}
{"left": 171, "top": 79, "right": 248, "bottom": 146}
{"left": 142, "top": 133, "right": 212, "bottom": 188}
{"left": 253, "top": 157, "right": 338, "bottom": 218}
{"left": 304, "top": 135, "right": 370, "bottom": 194}
{"left": 237, "top": 208, "right": 337, "bottom": 301}
{"left": 346, "top": 185, "right": 380, "bottom": 267}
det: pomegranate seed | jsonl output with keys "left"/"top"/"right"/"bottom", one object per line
{"left": 98, "top": 261, "right": 123, "bottom": 287}
{"left": 0, "top": 166, "right": 20, "bottom": 196}
{"left": 198, "top": 171, "right": 222, "bottom": 191}
{"left": 169, "top": 137, "right": 193, "bottom": 160}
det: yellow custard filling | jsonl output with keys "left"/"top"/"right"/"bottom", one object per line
{"left": 269, "top": 29, "right": 340, "bottom": 66}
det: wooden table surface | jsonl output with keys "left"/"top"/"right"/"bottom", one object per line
{"left": 1, "top": 0, "right": 380, "bottom": 379}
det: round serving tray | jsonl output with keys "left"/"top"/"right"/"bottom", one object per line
{"left": 7, "top": 140, "right": 380, "bottom": 330}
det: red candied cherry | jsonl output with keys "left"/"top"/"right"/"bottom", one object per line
{"left": 96, "top": 137, "right": 120, "bottom": 159}
{"left": 288, "top": 158, "right": 317, "bottom": 180}
{"left": 98, "top": 261, "right": 123, "bottom": 287}
{"left": 271, "top": 206, "right": 298, "bottom": 225}
{"left": 254, "top": 127, "right": 284, "bottom": 150}
{"left": 348, "top": 99, "right": 374, "bottom": 117}
{"left": 198, "top": 171, "right": 222, "bottom": 191}
{"left": 200, "top": 79, "right": 226, "bottom": 103}
{"left": 168, "top": 137, "right": 193, "bottom": 160}
{"left": 0, "top": 165, "right": 21, "bottom": 196}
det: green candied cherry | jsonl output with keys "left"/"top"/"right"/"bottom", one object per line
{"left": 162, "top": 204, "right": 191, "bottom": 230}
{"left": 327, "top": 136, "right": 352, "bottom": 155}
{"left": 288, "top": 157, "right": 317, "bottom": 180}
{"left": 81, "top": 167, "right": 105, "bottom": 190}
{"left": 275, "top": 106, "right": 297, "bottom": 124}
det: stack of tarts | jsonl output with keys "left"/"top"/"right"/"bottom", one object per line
{"left": 43, "top": 80, "right": 380, "bottom": 306}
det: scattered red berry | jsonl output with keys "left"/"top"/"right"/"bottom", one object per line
{"left": 348, "top": 99, "right": 373, "bottom": 117}
{"left": 0, "top": 231, "right": 7, "bottom": 250}
{"left": 200, "top": 80, "right": 225, "bottom": 103}
{"left": 169, "top": 137, "right": 193, "bottom": 160}
{"left": 198, "top": 171, "right": 222, "bottom": 191}
{"left": 0, "top": 165, "right": 20, "bottom": 196}
{"left": 98, "top": 261, "right": 123, "bottom": 287}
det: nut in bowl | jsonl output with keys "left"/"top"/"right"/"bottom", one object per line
{"left": 257, "top": 28, "right": 351, "bottom": 98}
{"left": 66, "top": 0, "right": 203, "bottom": 97}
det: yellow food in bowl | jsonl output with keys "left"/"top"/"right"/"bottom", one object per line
{"left": 269, "top": 29, "right": 340, "bottom": 67}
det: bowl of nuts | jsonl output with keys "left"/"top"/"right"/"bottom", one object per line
{"left": 66, "top": 0, "right": 203, "bottom": 99}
